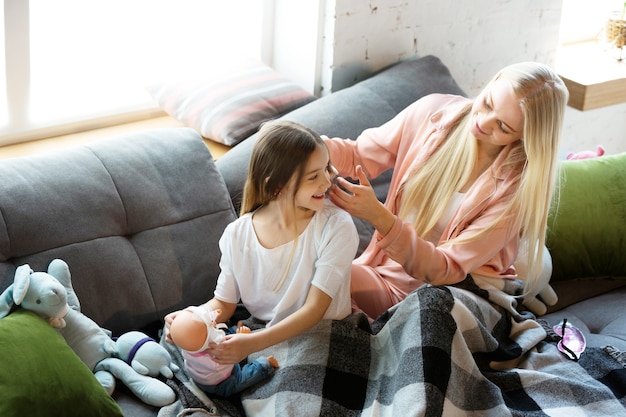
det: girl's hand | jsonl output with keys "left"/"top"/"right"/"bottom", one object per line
{"left": 163, "top": 310, "right": 181, "bottom": 344}
{"left": 207, "top": 333, "right": 254, "bottom": 365}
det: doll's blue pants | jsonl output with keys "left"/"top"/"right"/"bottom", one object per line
{"left": 195, "top": 356, "right": 275, "bottom": 398}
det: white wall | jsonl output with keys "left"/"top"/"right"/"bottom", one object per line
{"left": 561, "top": 103, "right": 626, "bottom": 157}
{"left": 320, "top": 0, "right": 563, "bottom": 95}
{"left": 273, "top": 0, "right": 625, "bottom": 156}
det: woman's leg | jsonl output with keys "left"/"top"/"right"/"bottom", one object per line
{"left": 350, "top": 263, "right": 398, "bottom": 320}
{"left": 351, "top": 260, "right": 426, "bottom": 320}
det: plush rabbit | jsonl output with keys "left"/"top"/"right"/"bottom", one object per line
{"left": 566, "top": 145, "right": 605, "bottom": 160}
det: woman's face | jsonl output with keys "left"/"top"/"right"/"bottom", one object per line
{"left": 470, "top": 78, "right": 524, "bottom": 149}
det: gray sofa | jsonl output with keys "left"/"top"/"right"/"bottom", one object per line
{"left": 0, "top": 55, "right": 624, "bottom": 416}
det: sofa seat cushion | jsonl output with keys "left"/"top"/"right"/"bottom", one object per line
{"left": 542, "top": 285, "right": 626, "bottom": 351}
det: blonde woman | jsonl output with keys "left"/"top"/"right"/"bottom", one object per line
{"left": 165, "top": 120, "right": 359, "bottom": 365}
{"left": 325, "top": 62, "right": 568, "bottom": 320}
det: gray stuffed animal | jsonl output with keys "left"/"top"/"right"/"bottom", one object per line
{"left": 0, "top": 259, "right": 177, "bottom": 407}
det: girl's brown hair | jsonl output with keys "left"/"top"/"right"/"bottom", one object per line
{"left": 241, "top": 120, "right": 327, "bottom": 216}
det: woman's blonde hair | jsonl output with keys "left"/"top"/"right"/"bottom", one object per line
{"left": 399, "top": 62, "right": 568, "bottom": 294}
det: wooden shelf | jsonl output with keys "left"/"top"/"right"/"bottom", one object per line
{"left": 556, "top": 41, "right": 626, "bottom": 111}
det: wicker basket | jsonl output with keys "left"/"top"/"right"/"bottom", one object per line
{"left": 606, "top": 13, "right": 626, "bottom": 48}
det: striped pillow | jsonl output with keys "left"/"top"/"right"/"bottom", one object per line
{"left": 147, "top": 61, "right": 316, "bottom": 146}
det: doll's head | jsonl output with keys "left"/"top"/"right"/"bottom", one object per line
{"left": 169, "top": 307, "right": 225, "bottom": 353}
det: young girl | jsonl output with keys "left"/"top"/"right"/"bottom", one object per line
{"left": 165, "top": 120, "right": 359, "bottom": 365}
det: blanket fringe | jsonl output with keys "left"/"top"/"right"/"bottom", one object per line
{"left": 604, "top": 345, "right": 626, "bottom": 368}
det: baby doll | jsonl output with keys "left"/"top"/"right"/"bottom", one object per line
{"left": 169, "top": 306, "right": 278, "bottom": 397}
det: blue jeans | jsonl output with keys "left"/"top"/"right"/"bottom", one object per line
{"left": 195, "top": 356, "right": 275, "bottom": 397}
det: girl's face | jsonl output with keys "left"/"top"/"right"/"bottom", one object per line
{"left": 470, "top": 78, "right": 524, "bottom": 149}
{"left": 285, "top": 144, "right": 334, "bottom": 213}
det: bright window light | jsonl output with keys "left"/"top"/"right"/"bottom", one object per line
{"left": 3, "top": 0, "right": 264, "bottom": 136}
{"left": 559, "top": 0, "right": 626, "bottom": 44}
{"left": 0, "top": 1, "right": 6, "bottom": 127}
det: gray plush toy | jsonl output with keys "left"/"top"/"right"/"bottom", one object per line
{"left": 0, "top": 259, "right": 177, "bottom": 407}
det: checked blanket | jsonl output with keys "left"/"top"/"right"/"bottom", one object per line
{"left": 159, "top": 276, "right": 626, "bottom": 417}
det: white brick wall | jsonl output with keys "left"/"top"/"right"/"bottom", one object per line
{"left": 322, "top": 0, "right": 563, "bottom": 97}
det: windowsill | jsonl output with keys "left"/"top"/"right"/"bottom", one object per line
{"left": 556, "top": 41, "right": 626, "bottom": 111}
{"left": 0, "top": 116, "right": 231, "bottom": 161}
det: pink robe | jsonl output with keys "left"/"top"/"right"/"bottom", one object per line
{"left": 325, "top": 94, "right": 524, "bottom": 318}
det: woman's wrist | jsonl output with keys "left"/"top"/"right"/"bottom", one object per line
{"left": 371, "top": 201, "right": 396, "bottom": 238}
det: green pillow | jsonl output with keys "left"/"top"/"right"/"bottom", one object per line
{"left": 0, "top": 309, "right": 123, "bottom": 417}
{"left": 547, "top": 152, "right": 626, "bottom": 282}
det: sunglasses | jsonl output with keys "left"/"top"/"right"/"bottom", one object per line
{"left": 553, "top": 318, "right": 586, "bottom": 361}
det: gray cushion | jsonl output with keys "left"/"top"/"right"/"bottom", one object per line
{"left": 542, "top": 285, "right": 626, "bottom": 351}
{"left": 0, "top": 128, "right": 237, "bottom": 335}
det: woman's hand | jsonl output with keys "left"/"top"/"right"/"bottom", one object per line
{"left": 328, "top": 165, "right": 395, "bottom": 236}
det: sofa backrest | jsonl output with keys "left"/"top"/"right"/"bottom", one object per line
{"left": 217, "top": 55, "right": 466, "bottom": 254}
{"left": 0, "top": 128, "right": 237, "bottom": 335}
{"left": 217, "top": 55, "right": 466, "bottom": 212}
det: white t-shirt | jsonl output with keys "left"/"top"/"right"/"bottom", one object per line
{"left": 426, "top": 192, "right": 465, "bottom": 244}
{"left": 214, "top": 201, "right": 359, "bottom": 327}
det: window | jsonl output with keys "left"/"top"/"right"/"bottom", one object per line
{"left": 557, "top": 0, "right": 626, "bottom": 110}
{"left": 1, "top": 0, "right": 267, "bottom": 145}
{"left": 559, "top": 0, "right": 625, "bottom": 45}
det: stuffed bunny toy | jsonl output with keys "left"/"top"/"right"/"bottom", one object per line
{"left": 0, "top": 259, "right": 177, "bottom": 407}
{"left": 566, "top": 145, "right": 605, "bottom": 160}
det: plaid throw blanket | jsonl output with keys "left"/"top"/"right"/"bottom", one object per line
{"left": 159, "top": 277, "right": 626, "bottom": 417}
